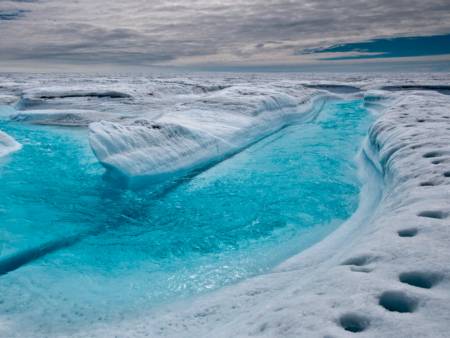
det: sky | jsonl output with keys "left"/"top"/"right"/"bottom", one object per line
{"left": 1, "top": 0, "right": 450, "bottom": 72}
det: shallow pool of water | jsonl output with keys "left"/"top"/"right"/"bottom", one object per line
{"left": 0, "top": 99, "right": 372, "bottom": 333}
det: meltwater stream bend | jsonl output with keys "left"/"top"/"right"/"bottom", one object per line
{"left": 0, "top": 99, "right": 372, "bottom": 333}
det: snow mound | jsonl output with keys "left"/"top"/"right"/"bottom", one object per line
{"left": 82, "top": 90, "right": 450, "bottom": 337}
{"left": 10, "top": 109, "right": 121, "bottom": 127}
{"left": 89, "top": 86, "right": 325, "bottom": 186}
{"left": 0, "top": 131, "right": 21, "bottom": 157}
{"left": 0, "top": 95, "right": 19, "bottom": 105}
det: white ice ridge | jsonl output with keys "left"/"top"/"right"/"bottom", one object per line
{"left": 10, "top": 109, "right": 121, "bottom": 127}
{"left": 82, "top": 90, "right": 450, "bottom": 337}
{"left": 89, "top": 85, "right": 326, "bottom": 185}
{"left": 16, "top": 89, "right": 132, "bottom": 108}
{"left": 0, "top": 130, "right": 21, "bottom": 158}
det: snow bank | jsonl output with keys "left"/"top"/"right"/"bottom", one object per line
{"left": 0, "top": 131, "right": 21, "bottom": 157}
{"left": 89, "top": 86, "right": 326, "bottom": 186}
{"left": 81, "top": 90, "right": 450, "bottom": 337}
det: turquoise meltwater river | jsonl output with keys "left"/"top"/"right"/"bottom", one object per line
{"left": 0, "top": 99, "right": 372, "bottom": 333}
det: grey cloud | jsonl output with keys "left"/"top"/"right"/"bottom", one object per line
{"left": 0, "top": 0, "right": 449, "bottom": 68}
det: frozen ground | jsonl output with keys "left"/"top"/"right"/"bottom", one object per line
{"left": 0, "top": 72, "right": 449, "bottom": 337}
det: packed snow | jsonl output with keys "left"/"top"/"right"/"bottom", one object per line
{"left": 0, "top": 72, "right": 449, "bottom": 337}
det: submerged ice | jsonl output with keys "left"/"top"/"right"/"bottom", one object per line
{"left": 0, "top": 130, "right": 21, "bottom": 157}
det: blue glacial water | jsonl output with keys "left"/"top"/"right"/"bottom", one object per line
{"left": 0, "top": 99, "right": 372, "bottom": 332}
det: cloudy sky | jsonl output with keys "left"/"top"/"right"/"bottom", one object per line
{"left": 1, "top": 0, "right": 450, "bottom": 71}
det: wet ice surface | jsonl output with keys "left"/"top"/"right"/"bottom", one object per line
{"left": 0, "top": 98, "right": 372, "bottom": 336}
{"left": 0, "top": 72, "right": 450, "bottom": 337}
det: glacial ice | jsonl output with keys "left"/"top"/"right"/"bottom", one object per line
{"left": 1, "top": 72, "right": 450, "bottom": 337}
{"left": 80, "top": 84, "right": 450, "bottom": 338}
{"left": 89, "top": 85, "right": 326, "bottom": 185}
{"left": 0, "top": 96, "right": 369, "bottom": 337}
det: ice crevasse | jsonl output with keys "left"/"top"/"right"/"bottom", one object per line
{"left": 89, "top": 86, "right": 327, "bottom": 186}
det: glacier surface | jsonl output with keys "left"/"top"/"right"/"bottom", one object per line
{"left": 80, "top": 82, "right": 450, "bottom": 338}
{"left": 0, "top": 72, "right": 450, "bottom": 337}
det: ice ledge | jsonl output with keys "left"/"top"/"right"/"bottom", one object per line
{"left": 82, "top": 90, "right": 450, "bottom": 337}
{"left": 89, "top": 89, "right": 328, "bottom": 187}
{"left": 10, "top": 109, "right": 120, "bottom": 127}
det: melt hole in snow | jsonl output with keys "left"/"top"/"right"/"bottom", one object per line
{"left": 341, "top": 255, "right": 376, "bottom": 267}
{"left": 378, "top": 291, "right": 418, "bottom": 313}
{"left": 419, "top": 181, "right": 435, "bottom": 186}
{"left": 399, "top": 271, "right": 442, "bottom": 289}
{"left": 397, "top": 228, "right": 418, "bottom": 237}
{"left": 417, "top": 210, "right": 448, "bottom": 219}
{"left": 423, "top": 151, "right": 443, "bottom": 158}
{"left": 339, "top": 313, "right": 370, "bottom": 333}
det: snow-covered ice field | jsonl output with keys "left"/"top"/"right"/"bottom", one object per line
{"left": 0, "top": 72, "right": 449, "bottom": 337}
